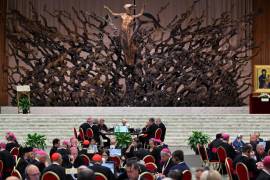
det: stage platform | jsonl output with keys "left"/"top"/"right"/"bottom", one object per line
{"left": 0, "top": 106, "right": 269, "bottom": 147}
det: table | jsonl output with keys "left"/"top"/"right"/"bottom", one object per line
{"left": 249, "top": 94, "right": 270, "bottom": 114}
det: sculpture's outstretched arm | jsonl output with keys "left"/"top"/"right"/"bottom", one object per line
{"left": 104, "top": 5, "right": 122, "bottom": 17}
{"left": 133, "top": 3, "right": 145, "bottom": 18}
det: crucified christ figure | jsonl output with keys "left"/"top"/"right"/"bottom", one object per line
{"left": 104, "top": 3, "right": 145, "bottom": 66}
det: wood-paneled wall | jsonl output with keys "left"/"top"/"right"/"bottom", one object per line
{"left": 0, "top": 0, "right": 7, "bottom": 105}
{"left": 253, "top": 0, "right": 270, "bottom": 65}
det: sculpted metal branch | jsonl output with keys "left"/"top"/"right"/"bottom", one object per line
{"left": 6, "top": 1, "right": 256, "bottom": 106}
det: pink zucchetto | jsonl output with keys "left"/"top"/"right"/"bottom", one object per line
{"left": 6, "top": 131, "right": 17, "bottom": 141}
{"left": 35, "top": 150, "right": 47, "bottom": 157}
{"left": 263, "top": 156, "right": 270, "bottom": 168}
{"left": 62, "top": 140, "right": 70, "bottom": 147}
{"left": 161, "top": 148, "right": 171, "bottom": 156}
{"left": 222, "top": 133, "right": 230, "bottom": 141}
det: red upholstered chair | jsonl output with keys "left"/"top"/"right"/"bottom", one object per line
{"left": 143, "top": 155, "right": 155, "bottom": 164}
{"left": 217, "top": 147, "right": 227, "bottom": 163}
{"left": 95, "top": 172, "right": 108, "bottom": 180}
{"left": 145, "top": 162, "right": 158, "bottom": 173}
{"left": 10, "top": 147, "right": 19, "bottom": 156}
{"left": 0, "top": 160, "right": 3, "bottom": 175}
{"left": 182, "top": 170, "right": 192, "bottom": 180}
{"left": 86, "top": 128, "right": 94, "bottom": 139}
{"left": 13, "top": 155, "right": 18, "bottom": 163}
{"left": 11, "top": 169, "right": 22, "bottom": 180}
{"left": 217, "top": 146, "right": 227, "bottom": 173}
{"left": 80, "top": 154, "right": 90, "bottom": 166}
{"left": 79, "top": 128, "right": 85, "bottom": 141}
{"left": 155, "top": 128, "right": 162, "bottom": 140}
{"left": 225, "top": 157, "right": 234, "bottom": 180}
{"left": 139, "top": 172, "right": 155, "bottom": 180}
{"left": 109, "top": 156, "right": 121, "bottom": 170}
{"left": 197, "top": 144, "right": 219, "bottom": 170}
{"left": 73, "top": 128, "right": 78, "bottom": 139}
{"left": 41, "top": 171, "right": 60, "bottom": 180}
{"left": 236, "top": 162, "right": 250, "bottom": 180}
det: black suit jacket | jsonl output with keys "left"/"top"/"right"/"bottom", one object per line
{"left": 49, "top": 146, "right": 58, "bottom": 157}
{"left": 158, "top": 123, "right": 166, "bottom": 142}
{"left": 5, "top": 142, "right": 19, "bottom": 152}
{"left": 42, "top": 163, "right": 66, "bottom": 180}
{"left": 80, "top": 123, "right": 100, "bottom": 142}
{"left": 208, "top": 139, "right": 223, "bottom": 160}
{"left": 233, "top": 155, "right": 259, "bottom": 179}
{"left": 146, "top": 123, "right": 159, "bottom": 139}
{"left": 220, "top": 142, "right": 237, "bottom": 160}
{"left": 257, "top": 170, "right": 270, "bottom": 180}
{"left": 0, "top": 150, "right": 16, "bottom": 178}
{"left": 159, "top": 157, "right": 176, "bottom": 176}
{"left": 16, "top": 158, "right": 30, "bottom": 179}
{"left": 57, "top": 148, "right": 72, "bottom": 168}
{"left": 90, "top": 164, "right": 115, "bottom": 180}
{"left": 98, "top": 124, "right": 108, "bottom": 131}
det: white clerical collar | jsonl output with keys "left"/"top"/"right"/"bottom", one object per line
{"left": 263, "top": 169, "right": 270, "bottom": 175}
{"left": 178, "top": 161, "right": 184, "bottom": 165}
{"left": 52, "top": 162, "right": 60, "bottom": 166}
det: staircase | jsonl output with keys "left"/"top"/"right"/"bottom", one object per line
{"left": 0, "top": 112, "right": 270, "bottom": 147}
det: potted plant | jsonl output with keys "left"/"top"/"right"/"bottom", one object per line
{"left": 25, "top": 133, "right": 47, "bottom": 149}
{"left": 187, "top": 131, "right": 210, "bottom": 154}
{"left": 114, "top": 132, "right": 132, "bottom": 149}
{"left": 18, "top": 95, "right": 31, "bottom": 114}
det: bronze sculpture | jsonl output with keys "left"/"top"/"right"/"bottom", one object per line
{"left": 104, "top": 3, "right": 145, "bottom": 65}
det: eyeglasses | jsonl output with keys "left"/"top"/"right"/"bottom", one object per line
{"left": 29, "top": 172, "right": 40, "bottom": 176}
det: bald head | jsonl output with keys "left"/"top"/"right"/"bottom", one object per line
{"left": 25, "top": 164, "right": 40, "bottom": 180}
{"left": 6, "top": 177, "right": 20, "bottom": 180}
{"left": 122, "top": 119, "right": 128, "bottom": 125}
{"left": 77, "top": 167, "right": 95, "bottom": 180}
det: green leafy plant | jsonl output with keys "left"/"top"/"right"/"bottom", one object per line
{"left": 187, "top": 131, "right": 210, "bottom": 153}
{"left": 114, "top": 132, "right": 132, "bottom": 148}
{"left": 25, "top": 133, "right": 47, "bottom": 149}
{"left": 18, "top": 96, "right": 30, "bottom": 114}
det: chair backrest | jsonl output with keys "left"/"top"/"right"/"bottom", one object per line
{"left": 236, "top": 162, "right": 250, "bottom": 180}
{"left": 80, "top": 154, "right": 90, "bottom": 166}
{"left": 143, "top": 155, "right": 155, "bottom": 164}
{"left": 109, "top": 156, "right": 121, "bottom": 169}
{"left": 11, "top": 169, "right": 22, "bottom": 180}
{"left": 41, "top": 171, "right": 60, "bottom": 180}
{"left": 197, "top": 144, "right": 209, "bottom": 162}
{"left": 145, "top": 162, "right": 158, "bottom": 173}
{"left": 86, "top": 128, "right": 94, "bottom": 139}
{"left": 182, "top": 170, "right": 192, "bottom": 180}
{"left": 225, "top": 157, "right": 233, "bottom": 180}
{"left": 217, "top": 146, "right": 227, "bottom": 163}
{"left": 139, "top": 172, "right": 155, "bottom": 180}
{"left": 79, "top": 128, "right": 85, "bottom": 141}
{"left": 0, "top": 160, "right": 3, "bottom": 174}
{"left": 10, "top": 147, "right": 19, "bottom": 156}
{"left": 155, "top": 128, "right": 162, "bottom": 140}
{"left": 73, "top": 128, "right": 78, "bottom": 139}
{"left": 95, "top": 172, "right": 108, "bottom": 180}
